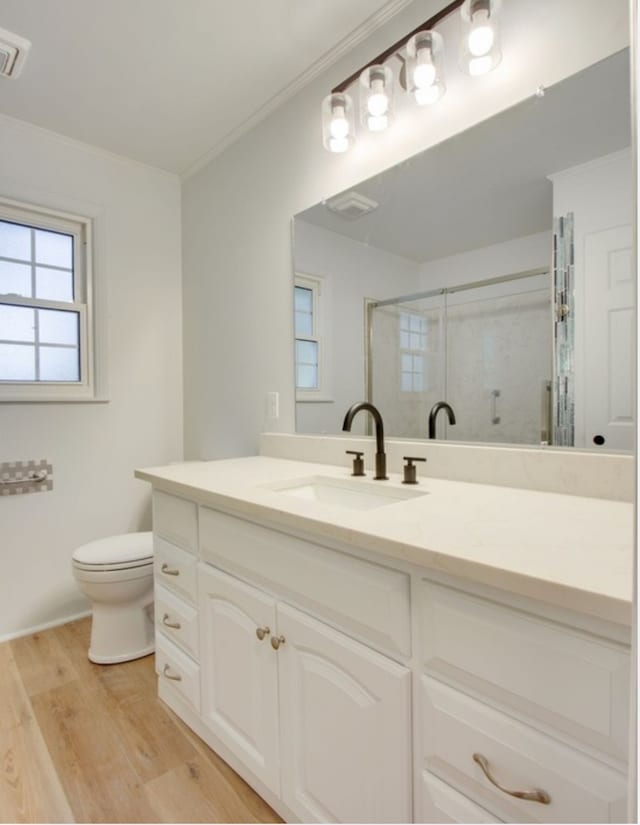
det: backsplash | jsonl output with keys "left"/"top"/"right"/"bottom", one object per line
{"left": 260, "top": 433, "right": 633, "bottom": 502}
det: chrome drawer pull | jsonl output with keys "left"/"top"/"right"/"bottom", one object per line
{"left": 256, "top": 626, "right": 270, "bottom": 641}
{"left": 473, "top": 753, "right": 550, "bottom": 804}
{"left": 270, "top": 635, "right": 286, "bottom": 650}
{"left": 162, "top": 613, "right": 181, "bottom": 630}
{"left": 162, "top": 664, "right": 182, "bottom": 682}
{"left": 161, "top": 563, "right": 180, "bottom": 576}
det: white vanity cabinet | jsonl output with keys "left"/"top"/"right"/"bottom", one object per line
{"left": 198, "top": 554, "right": 412, "bottom": 823}
{"left": 147, "top": 488, "right": 631, "bottom": 825}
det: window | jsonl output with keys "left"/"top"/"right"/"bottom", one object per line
{"left": 295, "top": 273, "right": 330, "bottom": 401}
{"left": 399, "top": 311, "right": 427, "bottom": 392}
{"left": 0, "top": 199, "right": 94, "bottom": 401}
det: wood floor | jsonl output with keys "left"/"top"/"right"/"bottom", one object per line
{"left": 0, "top": 617, "right": 281, "bottom": 823}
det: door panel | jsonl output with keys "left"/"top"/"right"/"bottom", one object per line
{"left": 198, "top": 564, "right": 280, "bottom": 794}
{"left": 277, "top": 602, "right": 411, "bottom": 823}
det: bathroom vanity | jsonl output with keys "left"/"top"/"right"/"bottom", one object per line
{"left": 135, "top": 456, "right": 632, "bottom": 824}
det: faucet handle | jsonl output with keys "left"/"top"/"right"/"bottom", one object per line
{"left": 402, "top": 456, "right": 426, "bottom": 485}
{"left": 346, "top": 450, "right": 365, "bottom": 477}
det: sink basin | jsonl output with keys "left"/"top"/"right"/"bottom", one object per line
{"left": 265, "top": 475, "right": 427, "bottom": 511}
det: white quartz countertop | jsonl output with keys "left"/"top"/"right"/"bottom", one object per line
{"left": 135, "top": 456, "right": 634, "bottom": 626}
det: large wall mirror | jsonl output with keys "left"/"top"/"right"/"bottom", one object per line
{"left": 292, "top": 48, "right": 632, "bottom": 452}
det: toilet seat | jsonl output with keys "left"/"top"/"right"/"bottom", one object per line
{"left": 72, "top": 532, "right": 153, "bottom": 572}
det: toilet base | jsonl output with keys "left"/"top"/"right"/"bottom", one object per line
{"left": 88, "top": 600, "right": 155, "bottom": 665}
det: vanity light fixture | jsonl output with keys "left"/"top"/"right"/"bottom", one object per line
{"left": 321, "top": 0, "right": 503, "bottom": 152}
{"left": 360, "top": 64, "right": 394, "bottom": 132}
{"left": 322, "top": 92, "right": 356, "bottom": 153}
{"left": 460, "top": 0, "right": 502, "bottom": 76}
{"left": 406, "top": 30, "right": 445, "bottom": 106}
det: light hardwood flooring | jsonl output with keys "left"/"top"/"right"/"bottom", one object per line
{"left": 0, "top": 617, "right": 281, "bottom": 823}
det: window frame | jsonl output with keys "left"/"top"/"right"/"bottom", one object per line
{"left": 0, "top": 197, "right": 95, "bottom": 402}
{"left": 294, "top": 272, "right": 331, "bottom": 402}
{"left": 399, "top": 309, "right": 427, "bottom": 394}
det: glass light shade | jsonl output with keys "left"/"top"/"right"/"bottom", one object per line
{"left": 359, "top": 65, "right": 394, "bottom": 132}
{"left": 460, "top": 0, "right": 502, "bottom": 76}
{"left": 321, "top": 93, "right": 356, "bottom": 153}
{"left": 406, "top": 30, "right": 445, "bottom": 106}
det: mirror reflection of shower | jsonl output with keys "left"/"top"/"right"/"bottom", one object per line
{"left": 366, "top": 268, "right": 553, "bottom": 445}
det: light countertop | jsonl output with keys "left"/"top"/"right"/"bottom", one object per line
{"left": 135, "top": 456, "right": 634, "bottom": 627}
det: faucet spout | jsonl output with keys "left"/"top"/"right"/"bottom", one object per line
{"left": 342, "top": 402, "right": 388, "bottom": 480}
{"left": 428, "top": 401, "right": 456, "bottom": 439}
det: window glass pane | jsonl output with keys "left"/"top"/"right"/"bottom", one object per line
{"left": 295, "top": 311, "right": 313, "bottom": 337}
{"left": 414, "top": 373, "right": 424, "bottom": 392}
{"left": 39, "top": 346, "right": 80, "bottom": 381}
{"left": 296, "top": 339, "right": 318, "bottom": 366}
{"left": 35, "top": 267, "right": 74, "bottom": 302}
{"left": 35, "top": 229, "right": 73, "bottom": 269}
{"left": 0, "top": 221, "right": 31, "bottom": 261}
{"left": 399, "top": 330, "right": 409, "bottom": 349}
{"left": 0, "top": 305, "right": 35, "bottom": 342}
{"left": 400, "top": 372, "right": 412, "bottom": 392}
{"left": 0, "top": 260, "right": 32, "bottom": 297}
{"left": 295, "top": 286, "right": 313, "bottom": 313}
{"left": 413, "top": 354, "right": 424, "bottom": 372}
{"left": 401, "top": 353, "right": 412, "bottom": 372}
{"left": 0, "top": 343, "right": 35, "bottom": 380}
{"left": 38, "top": 309, "right": 79, "bottom": 346}
{"left": 297, "top": 364, "right": 318, "bottom": 389}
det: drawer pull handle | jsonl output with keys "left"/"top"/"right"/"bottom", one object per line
{"left": 473, "top": 753, "right": 550, "bottom": 805}
{"left": 162, "top": 613, "right": 181, "bottom": 630}
{"left": 256, "top": 626, "right": 270, "bottom": 641}
{"left": 162, "top": 664, "right": 182, "bottom": 682}
{"left": 270, "top": 635, "right": 286, "bottom": 650}
{"left": 161, "top": 563, "right": 180, "bottom": 576}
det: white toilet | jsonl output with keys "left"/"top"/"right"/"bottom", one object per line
{"left": 72, "top": 532, "right": 155, "bottom": 664}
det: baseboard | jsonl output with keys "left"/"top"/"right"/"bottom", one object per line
{"left": 0, "top": 609, "right": 92, "bottom": 644}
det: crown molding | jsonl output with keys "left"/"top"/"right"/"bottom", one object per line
{"left": 181, "top": 0, "right": 416, "bottom": 181}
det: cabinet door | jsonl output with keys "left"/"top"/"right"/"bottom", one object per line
{"left": 277, "top": 603, "right": 412, "bottom": 823}
{"left": 198, "top": 564, "right": 280, "bottom": 795}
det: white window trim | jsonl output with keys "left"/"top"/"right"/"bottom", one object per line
{"left": 0, "top": 197, "right": 96, "bottom": 402}
{"left": 399, "top": 309, "right": 427, "bottom": 395}
{"left": 295, "top": 272, "right": 332, "bottom": 402}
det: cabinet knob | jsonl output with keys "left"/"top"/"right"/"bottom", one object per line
{"left": 162, "top": 613, "right": 181, "bottom": 630}
{"left": 162, "top": 664, "right": 182, "bottom": 682}
{"left": 270, "top": 635, "right": 286, "bottom": 650}
{"left": 161, "top": 563, "right": 180, "bottom": 576}
{"left": 255, "top": 626, "right": 270, "bottom": 641}
{"left": 472, "top": 753, "right": 550, "bottom": 804}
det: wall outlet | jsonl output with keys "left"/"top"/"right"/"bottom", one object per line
{"left": 266, "top": 391, "right": 279, "bottom": 419}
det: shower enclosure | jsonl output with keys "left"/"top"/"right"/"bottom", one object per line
{"left": 366, "top": 268, "right": 553, "bottom": 445}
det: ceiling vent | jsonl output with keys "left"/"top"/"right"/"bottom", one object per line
{"left": 325, "top": 191, "right": 379, "bottom": 220}
{"left": 0, "top": 26, "right": 31, "bottom": 79}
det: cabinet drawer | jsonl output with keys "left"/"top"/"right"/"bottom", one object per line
{"left": 156, "top": 635, "right": 200, "bottom": 712}
{"left": 155, "top": 584, "right": 199, "bottom": 660}
{"left": 152, "top": 491, "right": 198, "bottom": 554}
{"left": 154, "top": 537, "right": 197, "bottom": 604}
{"left": 199, "top": 506, "right": 411, "bottom": 658}
{"left": 420, "top": 581, "right": 630, "bottom": 759}
{"left": 420, "top": 772, "right": 500, "bottom": 823}
{"left": 421, "top": 677, "right": 627, "bottom": 824}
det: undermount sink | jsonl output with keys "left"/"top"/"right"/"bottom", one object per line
{"left": 265, "top": 475, "right": 427, "bottom": 511}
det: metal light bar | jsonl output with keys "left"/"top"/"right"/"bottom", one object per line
{"left": 331, "top": 0, "right": 465, "bottom": 94}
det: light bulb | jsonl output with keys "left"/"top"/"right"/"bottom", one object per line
{"left": 468, "top": 8, "right": 494, "bottom": 56}
{"left": 329, "top": 105, "right": 349, "bottom": 140}
{"left": 367, "top": 114, "right": 388, "bottom": 132}
{"left": 413, "top": 52, "right": 437, "bottom": 89}
{"left": 468, "top": 55, "right": 493, "bottom": 76}
{"left": 414, "top": 84, "right": 443, "bottom": 106}
{"left": 367, "top": 78, "right": 389, "bottom": 116}
{"left": 328, "top": 136, "right": 349, "bottom": 153}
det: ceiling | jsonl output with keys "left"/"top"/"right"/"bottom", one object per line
{"left": 297, "top": 50, "right": 631, "bottom": 264}
{"left": 0, "top": 0, "right": 407, "bottom": 175}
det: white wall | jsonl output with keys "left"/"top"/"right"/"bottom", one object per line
{"left": 0, "top": 116, "right": 183, "bottom": 639}
{"left": 293, "top": 219, "right": 419, "bottom": 434}
{"left": 181, "top": 0, "right": 628, "bottom": 461}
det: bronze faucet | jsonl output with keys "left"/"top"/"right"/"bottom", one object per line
{"left": 342, "top": 402, "right": 388, "bottom": 480}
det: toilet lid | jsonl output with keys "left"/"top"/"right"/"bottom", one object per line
{"left": 72, "top": 532, "right": 153, "bottom": 566}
